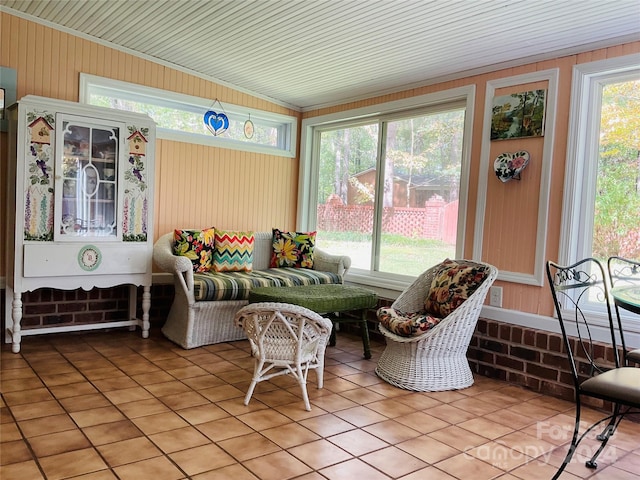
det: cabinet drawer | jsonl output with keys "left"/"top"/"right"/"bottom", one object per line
{"left": 23, "top": 243, "right": 150, "bottom": 277}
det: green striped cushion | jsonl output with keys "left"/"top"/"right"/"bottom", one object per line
{"left": 193, "top": 268, "right": 342, "bottom": 301}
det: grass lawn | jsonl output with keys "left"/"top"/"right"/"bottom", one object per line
{"left": 317, "top": 231, "right": 455, "bottom": 277}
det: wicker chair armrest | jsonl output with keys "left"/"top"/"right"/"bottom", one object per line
{"left": 313, "top": 249, "right": 351, "bottom": 277}
{"left": 153, "top": 232, "right": 195, "bottom": 298}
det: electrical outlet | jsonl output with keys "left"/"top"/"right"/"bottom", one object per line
{"left": 489, "top": 286, "right": 503, "bottom": 307}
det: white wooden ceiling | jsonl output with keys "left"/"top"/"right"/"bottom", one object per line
{"left": 2, "top": 0, "right": 640, "bottom": 110}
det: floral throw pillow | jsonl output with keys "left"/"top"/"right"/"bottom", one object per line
{"left": 377, "top": 307, "right": 442, "bottom": 337}
{"left": 173, "top": 228, "right": 215, "bottom": 273}
{"left": 424, "top": 259, "right": 491, "bottom": 318}
{"left": 212, "top": 230, "right": 254, "bottom": 272}
{"left": 269, "top": 229, "right": 316, "bottom": 268}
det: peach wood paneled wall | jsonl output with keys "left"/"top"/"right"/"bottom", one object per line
{"left": 0, "top": 12, "right": 301, "bottom": 278}
{"left": 303, "top": 41, "right": 640, "bottom": 317}
{"left": 2, "top": 11, "right": 639, "bottom": 317}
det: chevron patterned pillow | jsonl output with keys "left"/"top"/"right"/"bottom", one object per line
{"left": 212, "top": 230, "right": 255, "bottom": 272}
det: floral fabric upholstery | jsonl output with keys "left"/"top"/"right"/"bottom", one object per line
{"left": 424, "top": 259, "right": 491, "bottom": 318}
{"left": 269, "top": 229, "right": 316, "bottom": 268}
{"left": 377, "top": 308, "right": 442, "bottom": 337}
{"left": 173, "top": 228, "right": 215, "bottom": 273}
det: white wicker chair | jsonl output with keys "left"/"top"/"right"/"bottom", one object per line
{"left": 375, "top": 260, "right": 498, "bottom": 391}
{"left": 235, "top": 302, "right": 333, "bottom": 411}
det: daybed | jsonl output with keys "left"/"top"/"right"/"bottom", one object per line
{"left": 153, "top": 231, "right": 351, "bottom": 348}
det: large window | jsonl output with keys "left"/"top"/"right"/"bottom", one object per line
{"left": 79, "top": 74, "right": 297, "bottom": 157}
{"left": 299, "top": 88, "right": 474, "bottom": 290}
{"left": 561, "top": 55, "right": 639, "bottom": 327}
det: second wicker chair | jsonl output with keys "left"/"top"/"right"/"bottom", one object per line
{"left": 376, "top": 259, "right": 498, "bottom": 391}
{"left": 235, "top": 302, "right": 333, "bottom": 411}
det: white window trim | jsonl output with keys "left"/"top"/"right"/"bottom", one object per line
{"left": 559, "top": 53, "right": 640, "bottom": 342}
{"left": 79, "top": 73, "right": 297, "bottom": 158}
{"left": 298, "top": 85, "right": 476, "bottom": 294}
{"left": 560, "top": 53, "right": 640, "bottom": 265}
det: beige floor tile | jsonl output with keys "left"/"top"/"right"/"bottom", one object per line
{"left": 196, "top": 416, "right": 254, "bottom": 442}
{"left": 319, "top": 458, "right": 390, "bottom": 480}
{"left": 58, "top": 393, "right": 113, "bottom": 413}
{"left": 49, "top": 381, "right": 98, "bottom": 399}
{"left": 82, "top": 419, "right": 143, "bottom": 445}
{"left": 38, "top": 448, "right": 108, "bottom": 480}
{"left": 175, "top": 403, "right": 230, "bottom": 425}
{"left": 288, "top": 438, "right": 353, "bottom": 470}
{"left": 361, "top": 445, "right": 429, "bottom": 477}
{"left": 169, "top": 443, "right": 236, "bottom": 476}
{"left": 97, "top": 436, "right": 162, "bottom": 467}
{"left": 103, "top": 386, "right": 155, "bottom": 404}
{"left": 328, "top": 428, "right": 388, "bottom": 456}
{"left": 18, "top": 414, "right": 77, "bottom": 438}
{"left": 131, "top": 411, "right": 190, "bottom": 435}
{"left": 70, "top": 406, "right": 127, "bottom": 427}
{"left": 10, "top": 400, "right": 65, "bottom": 421}
{"left": 299, "top": 413, "right": 357, "bottom": 437}
{"left": 0, "top": 422, "right": 23, "bottom": 442}
{"left": 243, "top": 450, "right": 312, "bottom": 480}
{"left": 149, "top": 426, "right": 211, "bottom": 453}
{"left": 237, "top": 408, "right": 292, "bottom": 430}
{"left": 435, "top": 452, "right": 506, "bottom": 479}
{"left": 217, "top": 432, "right": 281, "bottom": 461}
{"left": 157, "top": 390, "right": 210, "bottom": 410}
{"left": 112, "top": 455, "right": 184, "bottom": 480}
{"left": 117, "top": 398, "right": 171, "bottom": 418}
{"left": 190, "top": 463, "right": 258, "bottom": 480}
{"left": 362, "top": 418, "right": 422, "bottom": 443}
{"left": 3, "top": 331, "right": 639, "bottom": 480}
{"left": 0, "top": 439, "right": 33, "bottom": 465}
{"left": 333, "top": 405, "right": 389, "bottom": 427}
{"left": 3, "top": 387, "right": 55, "bottom": 406}
{"left": 398, "top": 435, "right": 460, "bottom": 464}
{"left": 261, "top": 422, "right": 321, "bottom": 449}
{"left": 29, "top": 429, "right": 91, "bottom": 457}
{"left": 0, "top": 459, "right": 46, "bottom": 480}
{"left": 394, "top": 410, "right": 450, "bottom": 434}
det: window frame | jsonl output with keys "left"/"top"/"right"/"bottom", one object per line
{"left": 79, "top": 73, "right": 297, "bottom": 158}
{"left": 559, "top": 53, "right": 640, "bottom": 337}
{"left": 298, "top": 86, "right": 476, "bottom": 295}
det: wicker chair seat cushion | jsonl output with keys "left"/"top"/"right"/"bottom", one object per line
{"left": 424, "top": 259, "right": 491, "bottom": 318}
{"left": 377, "top": 308, "right": 442, "bottom": 337}
{"left": 193, "top": 268, "right": 342, "bottom": 302}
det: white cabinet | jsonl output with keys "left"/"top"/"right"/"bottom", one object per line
{"left": 5, "top": 95, "right": 156, "bottom": 353}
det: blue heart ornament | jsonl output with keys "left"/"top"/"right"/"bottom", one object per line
{"left": 203, "top": 110, "right": 229, "bottom": 136}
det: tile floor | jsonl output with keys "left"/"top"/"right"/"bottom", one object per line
{"left": 1, "top": 329, "right": 639, "bottom": 480}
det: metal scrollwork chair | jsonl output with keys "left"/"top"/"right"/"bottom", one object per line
{"left": 607, "top": 256, "right": 640, "bottom": 365}
{"left": 235, "top": 302, "right": 332, "bottom": 411}
{"left": 546, "top": 258, "right": 640, "bottom": 479}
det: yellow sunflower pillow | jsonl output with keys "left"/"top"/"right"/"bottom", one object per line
{"left": 269, "top": 228, "right": 316, "bottom": 268}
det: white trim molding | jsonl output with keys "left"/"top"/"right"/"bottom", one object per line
{"left": 474, "top": 69, "right": 559, "bottom": 286}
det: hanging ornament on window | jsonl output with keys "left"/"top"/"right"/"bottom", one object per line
{"left": 244, "top": 113, "right": 254, "bottom": 139}
{"left": 203, "top": 99, "right": 229, "bottom": 136}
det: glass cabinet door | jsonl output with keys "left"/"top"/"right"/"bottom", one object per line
{"left": 55, "top": 116, "right": 120, "bottom": 240}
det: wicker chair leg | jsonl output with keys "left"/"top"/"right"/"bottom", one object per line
{"left": 297, "top": 365, "right": 311, "bottom": 411}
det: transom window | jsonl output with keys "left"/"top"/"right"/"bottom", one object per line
{"left": 80, "top": 74, "right": 297, "bottom": 157}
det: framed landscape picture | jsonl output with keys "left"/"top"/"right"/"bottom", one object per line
{"left": 491, "top": 89, "right": 546, "bottom": 140}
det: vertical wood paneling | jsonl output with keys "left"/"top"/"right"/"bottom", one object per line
{"left": 1, "top": 11, "right": 638, "bottom": 314}
{"left": 1, "top": 12, "right": 302, "bottom": 278}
